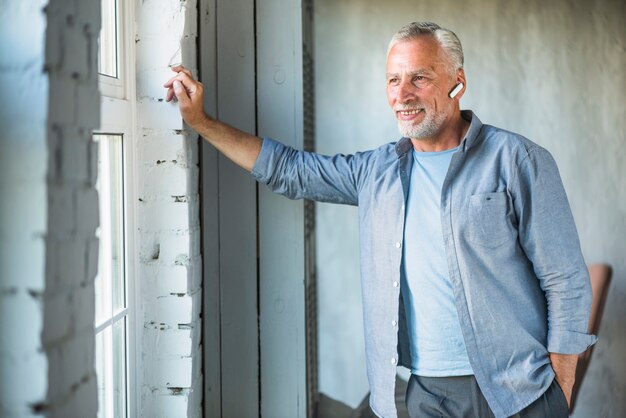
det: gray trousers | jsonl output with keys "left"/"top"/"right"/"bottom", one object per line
{"left": 406, "top": 375, "right": 569, "bottom": 418}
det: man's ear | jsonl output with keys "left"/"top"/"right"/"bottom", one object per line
{"left": 451, "top": 68, "right": 467, "bottom": 100}
{"left": 449, "top": 82, "right": 464, "bottom": 98}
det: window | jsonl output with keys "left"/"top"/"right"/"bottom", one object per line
{"left": 99, "top": 0, "right": 118, "bottom": 78}
{"left": 94, "top": 134, "right": 127, "bottom": 417}
{"left": 94, "top": 0, "right": 138, "bottom": 417}
{"left": 98, "top": 0, "right": 125, "bottom": 99}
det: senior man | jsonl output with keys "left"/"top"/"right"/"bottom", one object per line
{"left": 164, "top": 21, "right": 595, "bottom": 418}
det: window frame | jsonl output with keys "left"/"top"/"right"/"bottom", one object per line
{"left": 95, "top": 0, "right": 141, "bottom": 416}
{"left": 98, "top": 0, "right": 126, "bottom": 99}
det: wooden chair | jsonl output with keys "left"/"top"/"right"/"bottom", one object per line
{"left": 569, "top": 263, "right": 612, "bottom": 413}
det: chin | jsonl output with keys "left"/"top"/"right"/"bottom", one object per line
{"left": 399, "top": 124, "right": 429, "bottom": 139}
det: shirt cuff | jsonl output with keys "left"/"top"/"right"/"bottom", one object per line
{"left": 251, "top": 137, "right": 283, "bottom": 184}
{"left": 547, "top": 330, "right": 598, "bottom": 354}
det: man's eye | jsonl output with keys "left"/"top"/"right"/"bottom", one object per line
{"left": 413, "top": 76, "right": 425, "bottom": 82}
{"left": 388, "top": 78, "right": 398, "bottom": 84}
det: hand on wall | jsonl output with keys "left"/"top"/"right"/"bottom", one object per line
{"left": 163, "top": 65, "right": 208, "bottom": 130}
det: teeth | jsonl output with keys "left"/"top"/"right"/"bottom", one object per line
{"left": 399, "top": 109, "right": 421, "bottom": 115}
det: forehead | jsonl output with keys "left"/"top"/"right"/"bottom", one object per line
{"left": 386, "top": 37, "right": 448, "bottom": 75}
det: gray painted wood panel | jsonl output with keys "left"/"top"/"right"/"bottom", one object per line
{"left": 201, "top": 0, "right": 260, "bottom": 416}
{"left": 257, "top": 1, "right": 308, "bottom": 417}
{"left": 202, "top": 1, "right": 311, "bottom": 416}
{"left": 216, "top": 0, "right": 259, "bottom": 415}
{"left": 200, "top": 0, "right": 221, "bottom": 415}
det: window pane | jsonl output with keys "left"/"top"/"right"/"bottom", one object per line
{"left": 94, "top": 134, "right": 126, "bottom": 326}
{"left": 98, "top": 0, "right": 118, "bottom": 77}
{"left": 96, "top": 319, "right": 128, "bottom": 418}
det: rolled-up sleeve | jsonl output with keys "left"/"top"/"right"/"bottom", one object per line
{"left": 512, "top": 146, "right": 597, "bottom": 354}
{"left": 251, "top": 137, "right": 284, "bottom": 185}
{"left": 251, "top": 137, "right": 370, "bottom": 206}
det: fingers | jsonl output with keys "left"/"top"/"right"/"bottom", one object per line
{"left": 175, "top": 72, "right": 199, "bottom": 94}
{"left": 164, "top": 65, "right": 208, "bottom": 127}
{"left": 172, "top": 80, "right": 190, "bottom": 107}
{"left": 163, "top": 74, "right": 179, "bottom": 88}
{"left": 168, "top": 65, "right": 193, "bottom": 80}
{"left": 173, "top": 66, "right": 193, "bottom": 78}
{"left": 166, "top": 86, "right": 176, "bottom": 102}
{"left": 164, "top": 70, "right": 200, "bottom": 102}
{"left": 163, "top": 72, "right": 190, "bottom": 88}
{"left": 169, "top": 64, "right": 187, "bottom": 73}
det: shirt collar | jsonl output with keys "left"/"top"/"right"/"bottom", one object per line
{"left": 394, "top": 110, "right": 483, "bottom": 158}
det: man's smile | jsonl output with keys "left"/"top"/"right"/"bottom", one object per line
{"left": 396, "top": 108, "right": 424, "bottom": 120}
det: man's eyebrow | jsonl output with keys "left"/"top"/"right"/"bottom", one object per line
{"left": 386, "top": 69, "right": 434, "bottom": 78}
{"left": 414, "top": 69, "right": 433, "bottom": 75}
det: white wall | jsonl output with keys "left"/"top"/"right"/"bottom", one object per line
{"left": 1, "top": 0, "right": 101, "bottom": 416}
{"left": 0, "top": 1, "right": 53, "bottom": 416}
{"left": 135, "top": 1, "right": 202, "bottom": 417}
{"left": 0, "top": 1, "right": 203, "bottom": 417}
{"left": 314, "top": 0, "right": 626, "bottom": 415}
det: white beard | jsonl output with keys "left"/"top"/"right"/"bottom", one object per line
{"left": 397, "top": 108, "right": 448, "bottom": 140}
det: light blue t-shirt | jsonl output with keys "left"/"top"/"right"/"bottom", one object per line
{"left": 401, "top": 146, "right": 473, "bottom": 377}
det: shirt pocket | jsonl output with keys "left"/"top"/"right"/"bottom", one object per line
{"left": 468, "top": 192, "right": 511, "bottom": 248}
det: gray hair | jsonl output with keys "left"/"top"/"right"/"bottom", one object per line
{"left": 388, "top": 22, "right": 464, "bottom": 74}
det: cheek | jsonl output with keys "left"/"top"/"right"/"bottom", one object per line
{"left": 386, "top": 87, "right": 396, "bottom": 106}
{"left": 433, "top": 90, "right": 453, "bottom": 111}
{"left": 432, "top": 96, "right": 447, "bottom": 112}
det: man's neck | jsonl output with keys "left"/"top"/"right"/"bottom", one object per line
{"left": 410, "top": 113, "right": 470, "bottom": 152}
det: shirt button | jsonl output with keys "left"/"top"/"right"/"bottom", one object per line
{"left": 395, "top": 241, "right": 401, "bottom": 249}
{"left": 401, "top": 204, "right": 405, "bottom": 211}
{"left": 392, "top": 281, "right": 399, "bottom": 288}
{"left": 391, "top": 320, "right": 398, "bottom": 327}
{"left": 391, "top": 358, "right": 397, "bottom": 365}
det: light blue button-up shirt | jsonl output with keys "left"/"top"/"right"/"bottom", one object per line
{"left": 251, "top": 111, "right": 596, "bottom": 418}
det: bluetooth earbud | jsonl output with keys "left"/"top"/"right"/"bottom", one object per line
{"left": 448, "top": 82, "right": 463, "bottom": 99}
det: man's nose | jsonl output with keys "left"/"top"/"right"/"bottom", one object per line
{"left": 397, "top": 79, "right": 417, "bottom": 103}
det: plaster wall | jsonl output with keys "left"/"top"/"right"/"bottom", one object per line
{"left": 314, "top": 0, "right": 626, "bottom": 415}
{"left": 0, "top": 1, "right": 52, "bottom": 416}
{"left": 1, "top": 0, "right": 101, "bottom": 416}
{"left": 135, "top": 1, "right": 203, "bottom": 417}
{"left": 0, "top": 1, "right": 202, "bottom": 416}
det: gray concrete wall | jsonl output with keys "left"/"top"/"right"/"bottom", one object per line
{"left": 314, "top": 0, "right": 626, "bottom": 415}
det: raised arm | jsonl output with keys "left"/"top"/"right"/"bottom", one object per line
{"left": 164, "top": 65, "right": 368, "bottom": 206}
{"left": 163, "top": 65, "right": 261, "bottom": 172}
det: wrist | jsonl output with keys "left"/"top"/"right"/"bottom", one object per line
{"left": 188, "top": 112, "right": 210, "bottom": 131}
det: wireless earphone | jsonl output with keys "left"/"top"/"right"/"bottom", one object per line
{"left": 448, "top": 82, "right": 464, "bottom": 99}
